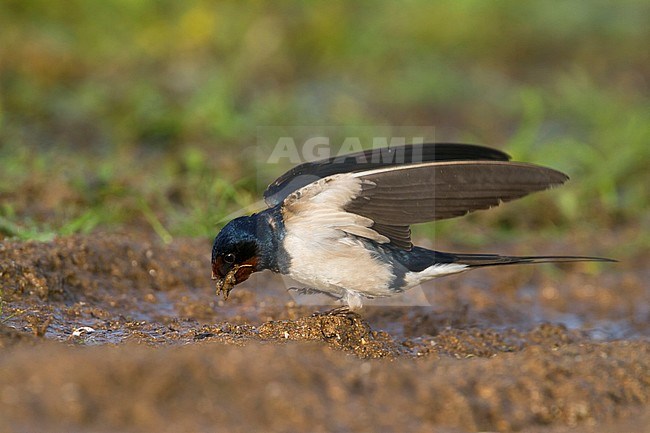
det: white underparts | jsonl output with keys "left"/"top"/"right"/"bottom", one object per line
{"left": 403, "top": 263, "right": 469, "bottom": 287}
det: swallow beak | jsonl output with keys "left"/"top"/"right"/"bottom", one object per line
{"left": 214, "top": 271, "right": 235, "bottom": 300}
{"left": 214, "top": 263, "right": 255, "bottom": 301}
{"left": 211, "top": 256, "right": 231, "bottom": 299}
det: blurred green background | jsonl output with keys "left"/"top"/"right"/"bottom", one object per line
{"left": 0, "top": 1, "right": 648, "bottom": 253}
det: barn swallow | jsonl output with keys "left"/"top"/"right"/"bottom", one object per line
{"left": 211, "top": 143, "right": 612, "bottom": 310}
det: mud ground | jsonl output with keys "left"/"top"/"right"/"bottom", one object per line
{"left": 0, "top": 234, "right": 648, "bottom": 432}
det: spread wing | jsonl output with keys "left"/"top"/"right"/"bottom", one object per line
{"left": 281, "top": 161, "right": 568, "bottom": 250}
{"left": 265, "top": 143, "right": 510, "bottom": 206}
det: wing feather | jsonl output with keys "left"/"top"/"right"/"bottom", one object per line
{"left": 281, "top": 175, "right": 390, "bottom": 246}
{"left": 346, "top": 161, "right": 568, "bottom": 228}
{"left": 265, "top": 143, "right": 510, "bottom": 206}
{"left": 278, "top": 151, "right": 568, "bottom": 250}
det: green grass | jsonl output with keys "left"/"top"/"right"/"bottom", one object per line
{"left": 0, "top": 1, "right": 648, "bottom": 248}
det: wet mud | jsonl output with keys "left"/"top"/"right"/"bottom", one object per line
{"left": 0, "top": 234, "right": 648, "bottom": 432}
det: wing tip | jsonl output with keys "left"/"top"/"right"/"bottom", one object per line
{"left": 550, "top": 168, "right": 570, "bottom": 185}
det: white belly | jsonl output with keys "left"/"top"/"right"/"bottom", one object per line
{"left": 283, "top": 229, "right": 395, "bottom": 298}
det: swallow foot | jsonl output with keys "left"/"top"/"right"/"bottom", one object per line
{"left": 312, "top": 306, "right": 355, "bottom": 317}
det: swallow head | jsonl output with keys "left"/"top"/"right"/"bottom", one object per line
{"left": 211, "top": 216, "right": 261, "bottom": 299}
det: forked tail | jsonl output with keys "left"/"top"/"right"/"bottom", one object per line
{"left": 389, "top": 246, "right": 615, "bottom": 273}
{"left": 449, "top": 253, "right": 616, "bottom": 268}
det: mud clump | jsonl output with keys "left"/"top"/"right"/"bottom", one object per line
{"left": 0, "top": 234, "right": 649, "bottom": 432}
{"left": 257, "top": 314, "right": 400, "bottom": 358}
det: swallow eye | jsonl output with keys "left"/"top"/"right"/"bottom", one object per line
{"left": 224, "top": 253, "right": 236, "bottom": 264}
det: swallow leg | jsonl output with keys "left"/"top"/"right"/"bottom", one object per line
{"left": 288, "top": 287, "right": 340, "bottom": 299}
{"left": 311, "top": 305, "right": 355, "bottom": 317}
